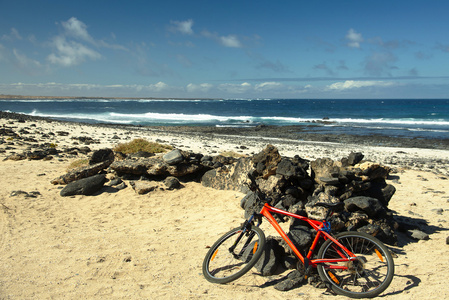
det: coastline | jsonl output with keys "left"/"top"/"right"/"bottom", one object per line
{"left": 1, "top": 110, "right": 449, "bottom": 175}
{"left": 0, "top": 111, "right": 448, "bottom": 299}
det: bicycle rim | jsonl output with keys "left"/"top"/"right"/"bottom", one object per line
{"left": 202, "top": 225, "right": 265, "bottom": 284}
{"left": 317, "top": 231, "right": 394, "bottom": 298}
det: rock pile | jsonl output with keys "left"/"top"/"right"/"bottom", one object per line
{"left": 200, "top": 144, "right": 398, "bottom": 283}
{"left": 48, "top": 147, "right": 236, "bottom": 196}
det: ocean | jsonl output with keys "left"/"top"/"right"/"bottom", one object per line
{"left": 1, "top": 98, "right": 448, "bottom": 140}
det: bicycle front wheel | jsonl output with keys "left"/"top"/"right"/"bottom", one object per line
{"left": 202, "top": 225, "right": 266, "bottom": 284}
{"left": 317, "top": 231, "right": 394, "bottom": 298}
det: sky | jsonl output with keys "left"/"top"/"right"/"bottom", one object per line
{"left": 1, "top": 0, "right": 449, "bottom": 99}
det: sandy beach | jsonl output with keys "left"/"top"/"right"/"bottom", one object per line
{"left": 1, "top": 114, "right": 448, "bottom": 299}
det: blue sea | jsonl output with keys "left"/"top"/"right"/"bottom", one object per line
{"left": 1, "top": 98, "right": 448, "bottom": 140}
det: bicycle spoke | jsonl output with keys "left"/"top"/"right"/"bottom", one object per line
{"left": 203, "top": 226, "right": 266, "bottom": 284}
{"left": 317, "top": 232, "right": 394, "bottom": 297}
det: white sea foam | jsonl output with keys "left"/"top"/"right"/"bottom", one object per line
{"left": 328, "top": 118, "right": 449, "bottom": 126}
{"left": 29, "top": 110, "right": 133, "bottom": 124}
{"left": 108, "top": 112, "right": 255, "bottom": 124}
{"left": 258, "top": 116, "right": 449, "bottom": 126}
{"left": 29, "top": 110, "right": 255, "bottom": 124}
{"left": 26, "top": 109, "right": 449, "bottom": 127}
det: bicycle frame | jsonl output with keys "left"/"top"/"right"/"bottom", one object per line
{"left": 258, "top": 203, "right": 358, "bottom": 269}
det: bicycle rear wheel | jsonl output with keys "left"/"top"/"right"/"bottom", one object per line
{"left": 202, "top": 225, "right": 266, "bottom": 284}
{"left": 317, "top": 231, "right": 394, "bottom": 298}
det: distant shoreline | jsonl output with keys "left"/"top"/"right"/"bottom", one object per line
{"left": 2, "top": 94, "right": 447, "bottom": 100}
{"left": 1, "top": 110, "right": 449, "bottom": 151}
{"left": 0, "top": 94, "right": 221, "bottom": 100}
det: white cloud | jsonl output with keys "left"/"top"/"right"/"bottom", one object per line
{"left": 60, "top": 17, "right": 127, "bottom": 51}
{"left": 170, "top": 19, "right": 194, "bottom": 35}
{"left": 1, "top": 17, "right": 126, "bottom": 74}
{"left": 255, "top": 82, "right": 283, "bottom": 90}
{"left": 0, "top": 82, "right": 175, "bottom": 96}
{"left": 47, "top": 36, "right": 101, "bottom": 67}
{"left": 62, "top": 17, "right": 93, "bottom": 42}
{"left": 327, "top": 80, "right": 395, "bottom": 90}
{"left": 345, "top": 28, "right": 363, "bottom": 48}
{"left": 186, "top": 83, "right": 213, "bottom": 93}
{"left": 43, "top": 17, "right": 128, "bottom": 68}
{"left": 220, "top": 35, "right": 242, "bottom": 48}
{"left": 218, "top": 82, "right": 252, "bottom": 93}
{"left": 13, "top": 49, "right": 42, "bottom": 69}
{"left": 202, "top": 30, "right": 243, "bottom": 48}
{"left": 148, "top": 81, "right": 168, "bottom": 92}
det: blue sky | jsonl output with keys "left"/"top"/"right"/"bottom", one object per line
{"left": 1, "top": 0, "right": 449, "bottom": 99}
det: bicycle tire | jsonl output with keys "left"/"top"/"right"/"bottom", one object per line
{"left": 317, "top": 231, "right": 394, "bottom": 298}
{"left": 202, "top": 225, "right": 266, "bottom": 284}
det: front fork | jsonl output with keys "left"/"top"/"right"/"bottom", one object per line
{"left": 228, "top": 214, "right": 260, "bottom": 257}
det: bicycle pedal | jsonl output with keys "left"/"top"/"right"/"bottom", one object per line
{"left": 303, "top": 265, "right": 313, "bottom": 280}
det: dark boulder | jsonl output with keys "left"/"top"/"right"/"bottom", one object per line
{"left": 360, "top": 163, "right": 391, "bottom": 180}
{"left": 281, "top": 194, "right": 298, "bottom": 208}
{"left": 287, "top": 224, "right": 313, "bottom": 251}
{"left": 253, "top": 237, "right": 283, "bottom": 276}
{"left": 252, "top": 144, "right": 282, "bottom": 178}
{"left": 25, "top": 150, "right": 49, "bottom": 160}
{"left": 110, "top": 158, "right": 154, "bottom": 175}
{"left": 111, "top": 153, "right": 206, "bottom": 178}
{"left": 107, "top": 178, "right": 123, "bottom": 187}
{"left": 201, "top": 157, "right": 253, "bottom": 191}
{"left": 361, "top": 180, "right": 396, "bottom": 207}
{"left": 147, "top": 161, "right": 204, "bottom": 177}
{"left": 242, "top": 191, "right": 263, "bottom": 219}
{"left": 276, "top": 158, "right": 307, "bottom": 180}
{"left": 164, "top": 176, "right": 182, "bottom": 190}
{"left": 163, "top": 149, "right": 184, "bottom": 165}
{"left": 347, "top": 152, "right": 364, "bottom": 166}
{"left": 130, "top": 180, "right": 159, "bottom": 194}
{"left": 274, "top": 270, "right": 306, "bottom": 291}
{"left": 89, "top": 148, "right": 114, "bottom": 165}
{"left": 51, "top": 160, "right": 113, "bottom": 185}
{"left": 344, "top": 196, "right": 385, "bottom": 218}
{"left": 60, "top": 174, "right": 107, "bottom": 196}
{"left": 310, "top": 158, "right": 342, "bottom": 185}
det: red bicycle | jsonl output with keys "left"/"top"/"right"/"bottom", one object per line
{"left": 202, "top": 173, "right": 394, "bottom": 298}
